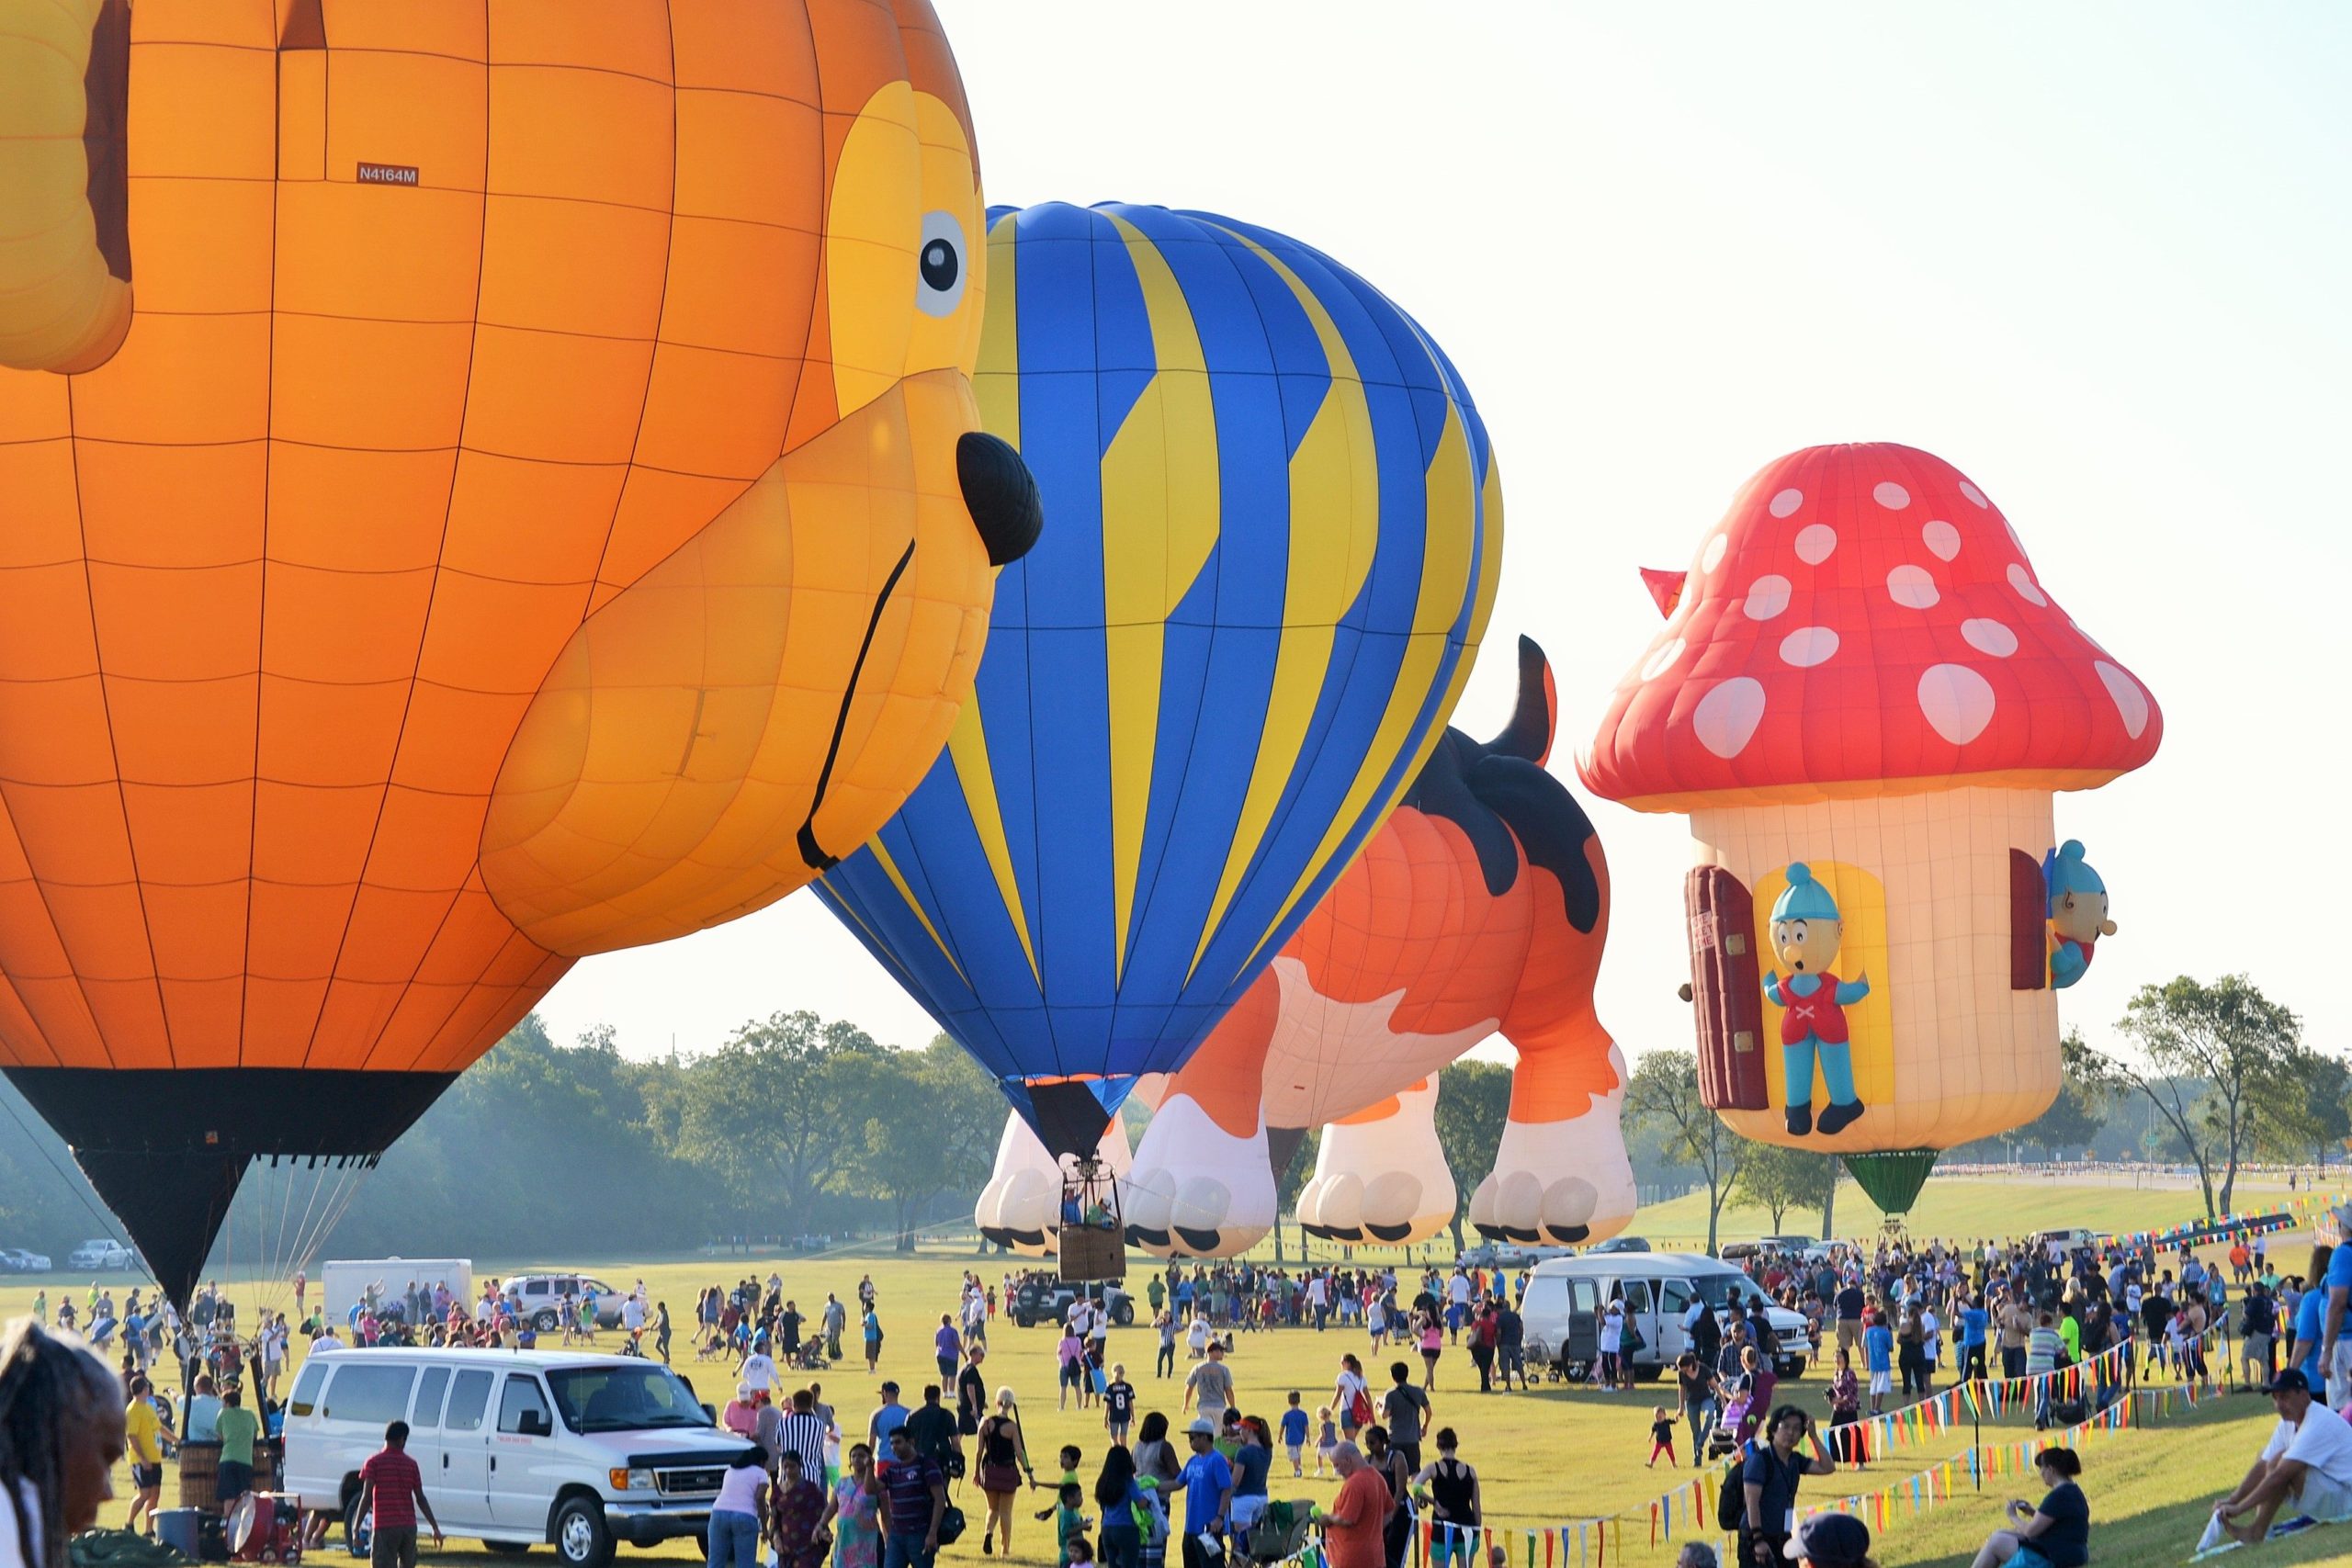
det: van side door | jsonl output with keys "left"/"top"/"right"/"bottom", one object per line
{"left": 439, "top": 1368, "right": 495, "bottom": 1531}
{"left": 401, "top": 1365, "right": 478, "bottom": 1533}
{"left": 1519, "top": 1275, "right": 1569, "bottom": 1371}
{"left": 1657, "top": 1280, "right": 1694, "bottom": 1360}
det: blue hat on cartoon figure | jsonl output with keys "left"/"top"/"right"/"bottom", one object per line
{"left": 2043, "top": 840, "right": 2104, "bottom": 914}
{"left": 1771, "top": 863, "right": 1842, "bottom": 922}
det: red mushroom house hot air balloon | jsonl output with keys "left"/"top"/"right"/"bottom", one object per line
{"left": 1578, "top": 445, "right": 2159, "bottom": 1213}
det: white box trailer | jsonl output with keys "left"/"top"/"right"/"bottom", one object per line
{"left": 319, "top": 1257, "right": 472, "bottom": 1326}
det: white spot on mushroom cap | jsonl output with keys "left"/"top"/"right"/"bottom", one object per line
{"left": 1769, "top": 488, "right": 1804, "bottom": 519}
{"left": 1692, "top": 677, "right": 1767, "bottom": 760}
{"left": 1887, "top": 564, "right": 1939, "bottom": 609}
{"left": 1743, "top": 574, "right": 1792, "bottom": 621}
{"left": 1918, "top": 663, "right": 1996, "bottom": 746}
{"left": 2095, "top": 660, "right": 2150, "bottom": 739}
{"left": 1794, "top": 524, "right": 1837, "bottom": 565}
{"left": 1958, "top": 479, "right": 1990, "bottom": 508}
{"left": 2007, "top": 561, "right": 2048, "bottom": 606}
{"left": 1922, "top": 520, "right": 1961, "bottom": 561}
{"left": 1961, "top": 617, "right": 2018, "bottom": 657}
{"left": 1780, "top": 626, "right": 1838, "bottom": 668}
{"left": 1701, "top": 534, "right": 1727, "bottom": 573}
{"left": 1640, "top": 637, "right": 1687, "bottom": 681}
{"left": 1873, "top": 480, "right": 1911, "bottom": 510}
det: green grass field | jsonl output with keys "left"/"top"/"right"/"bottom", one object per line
{"left": 5, "top": 1179, "right": 2341, "bottom": 1566}
{"left": 1632, "top": 1173, "right": 2284, "bottom": 1248}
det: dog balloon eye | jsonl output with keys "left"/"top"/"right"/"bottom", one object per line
{"left": 917, "top": 211, "right": 967, "bottom": 317}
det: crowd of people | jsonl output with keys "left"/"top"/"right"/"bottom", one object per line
{"left": 17, "top": 1213, "right": 2352, "bottom": 1568}
{"left": 678, "top": 1256, "right": 2022, "bottom": 1568}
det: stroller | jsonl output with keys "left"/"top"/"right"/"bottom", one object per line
{"left": 1703, "top": 1391, "right": 1753, "bottom": 1461}
{"left": 1240, "top": 1502, "right": 1315, "bottom": 1564}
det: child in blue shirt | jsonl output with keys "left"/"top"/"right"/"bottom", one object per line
{"left": 1279, "top": 1393, "right": 1310, "bottom": 1477}
{"left": 1863, "top": 1314, "right": 1895, "bottom": 1414}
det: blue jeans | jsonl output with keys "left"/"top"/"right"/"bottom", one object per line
{"left": 885, "top": 1534, "right": 936, "bottom": 1568}
{"left": 707, "top": 1510, "right": 759, "bottom": 1568}
{"left": 1687, "top": 1398, "right": 1715, "bottom": 1454}
{"left": 1101, "top": 1524, "right": 1143, "bottom": 1568}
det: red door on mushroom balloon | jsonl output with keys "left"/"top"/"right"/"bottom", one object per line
{"left": 1685, "top": 866, "right": 1767, "bottom": 1111}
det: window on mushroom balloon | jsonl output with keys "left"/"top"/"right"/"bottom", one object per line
{"left": 1750, "top": 861, "right": 1894, "bottom": 1117}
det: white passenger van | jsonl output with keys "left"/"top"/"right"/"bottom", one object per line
{"left": 281, "top": 1348, "right": 748, "bottom": 1568}
{"left": 1519, "top": 1254, "right": 1816, "bottom": 1382}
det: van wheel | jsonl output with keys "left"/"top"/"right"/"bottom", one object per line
{"left": 552, "top": 1499, "right": 613, "bottom": 1568}
{"left": 534, "top": 1311, "right": 560, "bottom": 1332}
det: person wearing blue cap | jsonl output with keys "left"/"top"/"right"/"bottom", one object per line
{"left": 2041, "top": 841, "right": 2115, "bottom": 989}
{"left": 1761, "top": 864, "right": 1870, "bottom": 1137}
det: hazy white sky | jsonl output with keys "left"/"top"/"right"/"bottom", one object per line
{"left": 539, "top": 3, "right": 2352, "bottom": 1077}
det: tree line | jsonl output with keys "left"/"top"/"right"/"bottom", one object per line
{"left": 0, "top": 1010, "right": 1011, "bottom": 1265}
{"left": 0, "top": 970, "right": 2324, "bottom": 1269}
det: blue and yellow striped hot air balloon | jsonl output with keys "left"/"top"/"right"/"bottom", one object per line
{"left": 813, "top": 202, "right": 1501, "bottom": 1157}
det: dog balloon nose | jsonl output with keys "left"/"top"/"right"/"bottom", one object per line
{"left": 957, "top": 430, "right": 1044, "bottom": 566}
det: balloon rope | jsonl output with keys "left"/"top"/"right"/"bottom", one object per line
{"left": 0, "top": 1082, "right": 128, "bottom": 1247}
{"left": 277, "top": 1162, "right": 358, "bottom": 1311}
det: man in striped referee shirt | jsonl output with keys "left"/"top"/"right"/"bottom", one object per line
{"left": 768, "top": 1387, "right": 831, "bottom": 1480}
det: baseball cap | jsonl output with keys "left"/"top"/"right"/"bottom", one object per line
{"left": 880, "top": 1380, "right": 900, "bottom": 1393}
{"left": 1783, "top": 1514, "right": 1871, "bottom": 1567}
{"left": 2267, "top": 1370, "right": 2312, "bottom": 1395}
{"left": 1188, "top": 1417, "right": 1216, "bottom": 1436}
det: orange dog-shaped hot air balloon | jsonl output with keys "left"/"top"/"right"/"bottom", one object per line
{"left": 1122, "top": 638, "right": 1635, "bottom": 1255}
{"left": 0, "top": 0, "right": 1037, "bottom": 1302}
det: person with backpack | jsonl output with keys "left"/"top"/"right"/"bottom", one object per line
{"left": 1333, "top": 1354, "right": 1374, "bottom": 1442}
{"left": 1466, "top": 1303, "right": 1500, "bottom": 1393}
{"left": 1724, "top": 1405, "right": 1837, "bottom": 1567}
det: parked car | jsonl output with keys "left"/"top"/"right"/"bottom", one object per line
{"left": 1519, "top": 1254, "right": 1815, "bottom": 1382}
{"left": 283, "top": 1347, "right": 742, "bottom": 1568}
{"left": 1587, "top": 1236, "right": 1653, "bottom": 1254}
{"left": 506, "top": 1273, "right": 631, "bottom": 1332}
{"left": 1455, "top": 1243, "right": 1576, "bottom": 1270}
{"left": 1008, "top": 1278, "right": 1132, "bottom": 1328}
{"left": 0, "top": 1247, "right": 51, "bottom": 1272}
{"left": 68, "top": 1239, "right": 133, "bottom": 1270}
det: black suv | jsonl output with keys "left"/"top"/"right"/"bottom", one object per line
{"left": 1008, "top": 1277, "right": 1134, "bottom": 1328}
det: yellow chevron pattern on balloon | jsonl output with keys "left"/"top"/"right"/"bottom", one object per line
{"left": 1242, "top": 400, "right": 1505, "bottom": 972}
{"left": 1101, "top": 212, "right": 1220, "bottom": 978}
{"left": 1186, "top": 226, "right": 1380, "bottom": 981}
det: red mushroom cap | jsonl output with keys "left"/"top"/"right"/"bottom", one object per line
{"left": 1578, "top": 443, "right": 2161, "bottom": 811}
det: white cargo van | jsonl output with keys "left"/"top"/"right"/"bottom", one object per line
{"left": 281, "top": 1348, "right": 746, "bottom": 1568}
{"left": 1519, "top": 1254, "right": 1815, "bottom": 1382}
{"left": 320, "top": 1258, "right": 473, "bottom": 1326}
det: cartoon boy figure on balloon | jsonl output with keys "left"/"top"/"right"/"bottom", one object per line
{"left": 2044, "top": 840, "right": 2115, "bottom": 989}
{"left": 1762, "top": 864, "right": 1870, "bottom": 1138}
